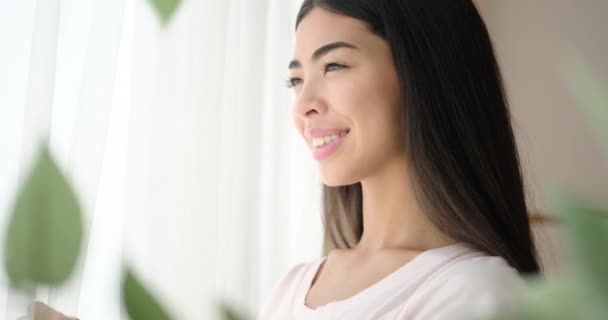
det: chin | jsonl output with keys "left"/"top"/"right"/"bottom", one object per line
{"left": 319, "top": 165, "right": 359, "bottom": 187}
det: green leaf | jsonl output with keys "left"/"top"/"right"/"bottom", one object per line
{"left": 148, "top": 0, "right": 181, "bottom": 26}
{"left": 506, "top": 274, "right": 607, "bottom": 320}
{"left": 491, "top": 268, "right": 608, "bottom": 319}
{"left": 4, "top": 144, "right": 83, "bottom": 287}
{"left": 122, "top": 267, "right": 173, "bottom": 320}
{"left": 558, "top": 194, "right": 608, "bottom": 300}
{"left": 491, "top": 190, "right": 608, "bottom": 320}
{"left": 219, "top": 302, "right": 247, "bottom": 320}
{"left": 564, "top": 56, "right": 608, "bottom": 154}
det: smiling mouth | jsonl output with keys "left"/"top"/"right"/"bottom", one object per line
{"left": 311, "top": 130, "right": 350, "bottom": 148}
{"left": 310, "top": 129, "right": 350, "bottom": 161}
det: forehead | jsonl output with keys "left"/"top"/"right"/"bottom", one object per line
{"left": 294, "top": 7, "right": 371, "bottom": 57}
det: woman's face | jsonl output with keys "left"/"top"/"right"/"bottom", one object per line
{"left": 289, "top": 7, "right": 404, "bottom": 186}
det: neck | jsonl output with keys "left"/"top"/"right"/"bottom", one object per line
{"left": 355, "top": 155, "right": 454, "bottom": 255}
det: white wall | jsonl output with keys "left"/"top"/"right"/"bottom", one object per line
{"left": 479, "top": 0, "right": 608, "bottom": 273}
{"left": 481, "top": 0, "right": 608, "bottom": 213}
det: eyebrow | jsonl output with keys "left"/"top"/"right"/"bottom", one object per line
{"left": 288, "top": 41, "right": 359, "bottom": 70}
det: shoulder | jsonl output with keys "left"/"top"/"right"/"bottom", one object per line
{"left": 266, "top": 259, "right": 319, "bottom": 299}
{"left": 435, "top": 253, "right": 523, "bottom": 287}
{"left": 275, "top": 260, "right": 314, "bottom": 287}
{"left": 403, "top": 252, "right": 525, "bottom": 320}
{"left": 257, "top": 258, "right": 324, "bottom": 319}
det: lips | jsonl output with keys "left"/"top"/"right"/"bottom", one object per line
{"left": 312, "top": 131, "right": 348, "bottom": 160}
{"left": 301, "top": 127, "right": 350, "bottom": 161}
{"left": 305, "top": 127, "right": 351, "bottom": 139}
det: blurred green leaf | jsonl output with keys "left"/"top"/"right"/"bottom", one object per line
{"left": 492, "top": 55, "right": 608, "bottom": 320}
{"left": 148, "top": 0, "right": 181, "bottom": 26}
{"left": 122, "top": 267, "right": 173, "bottom": 320}
{"left": 220, "top": 302, "right": 247, "bottom": 320}
{"left": 558, "top": 194, "right": 608, "bottom": 299}
{"left": 565, "top": 56, "right": 608, "bottom": 154}
{"left": 4, "top": 144, "right": 83, "bottom": 287}
{"left": 493, "top": 192, "right": 608, "bottom": 320}
{"left": 508, "top": 274, "right": 605, "bottom": 320}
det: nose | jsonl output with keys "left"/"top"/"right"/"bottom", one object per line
{"left": 292, "top": 82, "right": 328, "bottom": 120}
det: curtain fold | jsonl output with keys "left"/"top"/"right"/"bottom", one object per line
{"left": 0, "top": 0, "right": 320, "bottom": 319}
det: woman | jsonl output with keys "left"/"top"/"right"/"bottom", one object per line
{"left": 258, "top": 0, "right": 540, "bottom": 319}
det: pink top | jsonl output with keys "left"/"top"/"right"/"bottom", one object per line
{"left": 257, "top": 243, "right": 524, "bottom": 319}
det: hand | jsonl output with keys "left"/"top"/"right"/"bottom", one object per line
{"left": 17, "top": 301, "right": 79, "bottom": 320}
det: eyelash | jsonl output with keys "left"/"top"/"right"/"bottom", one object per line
{"left": 285, "top": 63, "right": 348, "bottom": 88}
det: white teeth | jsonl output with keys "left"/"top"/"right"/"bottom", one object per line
{"left": 312, "top": 131, "right": 348, "bottom": 148}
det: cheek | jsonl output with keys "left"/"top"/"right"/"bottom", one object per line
{"left": 328, "top": 77, "right": 366, "bottom": 118}
{"left": 344, "top": 77, "right": 395, "bottom": 121}
{"left": 351, "top": 79, "right": 402, "bottom": 148}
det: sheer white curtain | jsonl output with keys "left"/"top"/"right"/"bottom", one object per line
{"left": 0, "top": 0, "right": 321, "bottom": 319}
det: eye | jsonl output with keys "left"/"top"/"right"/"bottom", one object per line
{"left": 284, "top": 63, "right": 348, "bottom": 89}
{"left": 285, "top": 77, "right": 302, "bottom": 88}
{"left": 324, "top": 62, "right": 347, "bottom": 73}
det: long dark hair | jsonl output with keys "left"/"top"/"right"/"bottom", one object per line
{"left": 296, "top": 0, "right": 541, "bottom": 274}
